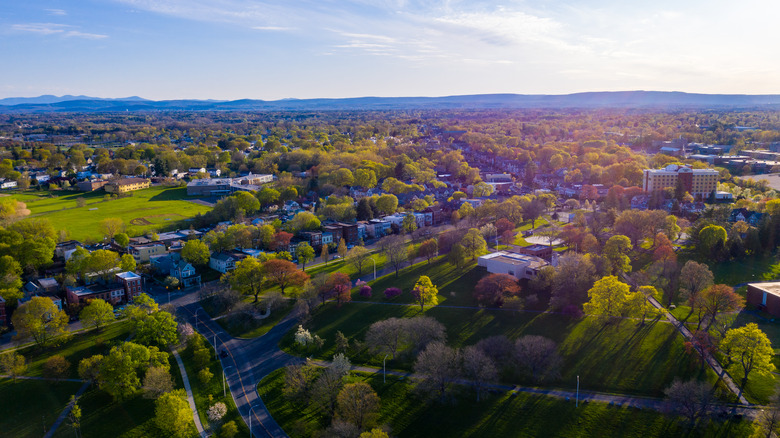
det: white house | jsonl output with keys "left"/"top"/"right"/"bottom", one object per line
{"left": 477, "top": 251, "right": 548, "bottom": 280}
{"left": 209, "top": 252, "right": 237, "bottom": 274}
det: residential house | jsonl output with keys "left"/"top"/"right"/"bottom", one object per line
{"left": 368, "top": 219, "right": 392, "bottom": 238}
{"left": 209, "top": 252, "right": 238, "bottom": 274}
{"left": 302, "top": 231, "right": 323, "bottom": 250}
{"left": 0, "top": 179, "right": 17, "bottom": 189}
{"left": 66, "top": 272, "right": 142, "bottom": 305}
{"left": 170, "top": 260, "right": 201, "bottom": 288}
{"left": 55, "top": 240, "right": 82, "bottom": 261}
{"left": 77, "top": 180, "right": 108, "bottom": 192}
{"left": 207, "top": 168, "right": 221, "bottom": 177}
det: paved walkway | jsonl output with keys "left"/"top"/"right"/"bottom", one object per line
{"left": 172, "top": 349, "right": 207, "bottom": 437}
{"left": 637, "top": 287, "right": 750, "bottom": 405}
{"left": 309, "top": 361, "right": 758, "bottom": 417}
{"left": 0, "top": 374, "right": 84, "bottom": 383}
{"left": 43, "top": 381, "right": 90, "bottom": 438}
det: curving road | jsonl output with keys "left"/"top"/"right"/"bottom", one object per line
{"left": 177, "top": 297, "right": 303, "bottom": 438}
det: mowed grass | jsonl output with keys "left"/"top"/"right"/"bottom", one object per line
{"left": 258, "top": 370, "right": 750, "bottom": 438}
{"left": 0, "top": 378, "right": 84, "bottom": 438}
{"left": 9, "top": 186, "right": 211, "bottom": 241}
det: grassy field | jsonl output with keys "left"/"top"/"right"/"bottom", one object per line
{"left": 0, "top": 378, "right": 84, "bottom": 438}
{"left": 8, "top": 186, "right": 211, "bottom": 241}
{"left": 258, "top": 370, "right": 751, "bottom": 438}
{"left": 179, "top": 333, "right": 248, "bottom": 436}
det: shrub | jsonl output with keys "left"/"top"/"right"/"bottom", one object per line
{"left": 221, "top": 421, "right": 238, "bottom": 438}
{"left": 359, "top": 285, "right": 372, "bottom": 298}
{"left": 295, "top": 325, "right": 313, "bottom": 346}
{"left": 208, "top": 402, "right": 227, "bottom": 423}
{"left": 384, "top": 287, "right": 402, "bottom": 299}
{"left": 198, "top": 367, "right": 214, "bottom": 385}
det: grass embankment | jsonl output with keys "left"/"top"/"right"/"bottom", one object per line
{"left": 282, "top": 258, "right": 716, "bottom": 398}
{"left": 258, "top": 370, "right": 750, "bottom": 438}
{"left": 179, "top": 333, "right": 248, "bottom": 436}
{"left": 10, "top": 186, "right": 211, "bottom": 241}
{"left": 201, "top": 295, "right": 295, "bottom": 339}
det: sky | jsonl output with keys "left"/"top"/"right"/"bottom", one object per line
{"left": 2, "top": 0, "right": 780, "bottom": 100}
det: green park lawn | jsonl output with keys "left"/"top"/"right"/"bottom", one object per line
{"left": 0, "top": 378, "right": 84, "bottom": 438}
{"left": 258, "top": 370, "right": 751, "bottom": 438}
{"left": 8, "top": 186, "right": 211, "bottom": 241}
{"left": 179, "top": 333, "right": 248, "bottom": 436}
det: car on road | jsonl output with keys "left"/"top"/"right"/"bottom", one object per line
{"left": 220, "top": 349, "right": 229, "bottom": 358}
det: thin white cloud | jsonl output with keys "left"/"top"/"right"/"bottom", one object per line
{"left": 11, "top": 23, "right": 108, "bottom": 39}
{"left": 252, "top": 26, "right": 294, "bottom": 31}
{"left": 45, "top": 9, "right": 67, "bottom": 16}
{"left": 65, "top": 31, "right": 109, "bottom": 39}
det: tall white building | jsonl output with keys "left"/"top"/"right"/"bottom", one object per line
{"left": 642, "top": 164, "right": 718, "bottom": 198}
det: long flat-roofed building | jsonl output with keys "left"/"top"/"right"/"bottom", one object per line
{"left": 747, "top": 282, "right": 780, "bottom": 317}
{"left": 477, "top": 251, "right": 548, "bottom": 280}
{"left": 642, "top": 164, "right": 718, "bottom": 198}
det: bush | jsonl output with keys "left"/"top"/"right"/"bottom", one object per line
{"left": 359, "top": 285, "right": 372, "bottom": 298}
{"left": 221, "top": 421, "right": 238, "bottom": 438}
{"left": 384, "top": 287, "right": 402, "bottom": 299}
{"left": 198, "top": 367, "right": 214, "bottom": 385}
{"left": 43, "top": 355, "right": 70, "bottom": 380}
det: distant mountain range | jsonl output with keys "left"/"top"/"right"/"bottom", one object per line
{"left": 2, "top": 91, "right": 780, "bottom": 112}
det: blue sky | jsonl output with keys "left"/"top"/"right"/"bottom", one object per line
{"left": 2, "top": 0, "right": 779, "bottom": 100}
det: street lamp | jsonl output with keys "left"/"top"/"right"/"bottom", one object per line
{"left": 576, "top": 375, "right": 579, "bottom": 407}
{"left": 195, "top": 308, "right": 202, "bottom": 331}
{"left": 383, "top": 354, "right": 389, "bottom": 383}
{"left": 248, "top": 404, "right": 260, "bottom": 438}
{"left": 371, "top": 257, "right": 376, "bottom": 281}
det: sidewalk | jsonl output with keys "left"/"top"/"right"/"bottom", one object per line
{"left": 172, "top": 349, "right": 207, "bottom": 438}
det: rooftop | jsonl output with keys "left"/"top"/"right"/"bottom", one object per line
{"left": 479, "top": 251, "right": 547, "bottom": 269}
{"left": 749, "top": 282, "right": 780, "bottom": 298}
{"left": 116, "top": 271, "right": 141, "bottom": 280}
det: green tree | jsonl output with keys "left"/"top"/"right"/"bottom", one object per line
{"left": 448, "top": 243, "right": 466, "bottom": 270}
{"left": 66, "top": 395, "right": 82, "bottom": 438}
{"left": 417, "top": 238, "right": 438, "bottom": 264}
{"left": 355, "top": 168, "right": 377, "bottom": 189}
{"left": 0, "top": 351, "right": 27, "bottom": 382}
{"left": 287, "top": 211, "right": 321, "bottom": 234}
{"left": 346, "top": 246, "right": 371, "bottom": 276}
{"left": 603, "top": 235, "right": 633, "bottom": 274}
{"left": 721, "top": 323, "right": 775, "bottom": 392}
{"left": 79, "top": 299, "right": 115, "bottom": 331}
{"left": 472, "top": 181, "right": 494, "bottom": 198}
{"left": 698, "top": 224, "right": 727, "bottom": 258}
{"left": 120, "top": 253, "right": 136, "bottom": 272}
{"left": 97, "top": 342, "right": 168, "bottom": 400}
{"left": 155, "top": 389, "right": 193, "bottom": 438}
{"left": 583, "top": 276, "right": 633, "bottom": 321}
{"left": 257, "top": 187, "right": 280, "bottom": 207}
{"left": 12, "top": 296, "right": 69, "bottom": 347}
{"left": 221, "top": 421, "right": 239, "bottom": 438}
{"left": 337, "top": 238, "right": 348, "bottom": 260}
{"left": 232, "top": 191, "right": 260, "bottom": 214}
{"left": 402, "top": 214, "right": 418, "bottom": 234}
{"left": 181, "top": 239, "right": 210, "bottom": 266}
{"left": 321, "top": 244, "right": 330, "bottom": 266}
{"left": 411, "top": 275, "right": 438, "bottom": 310}
{"left": 135, "top": 311, "right": 179, "bottom": 347}
{"left": 460, "top": 228, "right": 487, "bottom": 260}
{"left": 297, "top": 242, "right": 315, "bottom": 272}
{"left": 0, "top": 255, "right": 22, "bottom": 304}
{"left": 225, "top": 257, "right": 264, "bottom": 302}
{"left": 375, "top": 194, "right": 398, "bottom": 215}
{"left": 114, "top": 233, "right": 130, "bottom": 247}
{"left": 331, "top": 168, "right": 355, "bottom": 187}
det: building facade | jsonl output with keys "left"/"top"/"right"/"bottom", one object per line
{"left": 642, "top": 165, "right": 718, "bottom": 198}
{"left": 104, "top": 178, "right": 151, "bottom": 193}
{"left": 477, "top": 251, "right": 548, "bottom": 280}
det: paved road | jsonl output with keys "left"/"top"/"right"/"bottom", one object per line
{"left": 175, "top": 296, "right": 303, "bottom": 438}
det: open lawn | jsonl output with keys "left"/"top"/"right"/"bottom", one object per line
{"left": 258, "top": 370, "right": 750, "bottom": 438}
{"left": 0, "top": 378, "right": 84, "bottom": 438}
{"left": 20, "top": 320, "right": 132, "bottom": 379}
{"left": 9, "top": 186, "right": 211, "bottom": 241}
{"left": 179, "top": 333, "right": 248, "bottom": 436}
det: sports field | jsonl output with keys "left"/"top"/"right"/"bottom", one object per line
{"left": 8, "top": 186, "right": 211, "bottom": 241}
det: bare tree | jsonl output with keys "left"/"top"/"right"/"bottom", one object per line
{"left": 365, "top": 318, "right": 407, "bottom": 360}
{"left": 462, "top": 346, "right": 497, "bottom": 402}
{"left": 663, "top": 379, "right": 714, "bottom": 424}
{"left": 475, "top": 335, "right": 514, "bottom": 369}
{"left": 405, "top": 316, "right": 446, "bottom": 353}
{"left": 381, "top": 235, "right": 408, "bottom": 277}
{"left": 413, "top": 342, "right": 461, "bottom": 401}
{"left": 346, "top": 246, "right": 371, "bottom": 276}
{"left": 514, "top": 335, "right": 562, "bottom": 383}
{"left": 679, "top": 261, "right": 714, "bottom": 314}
